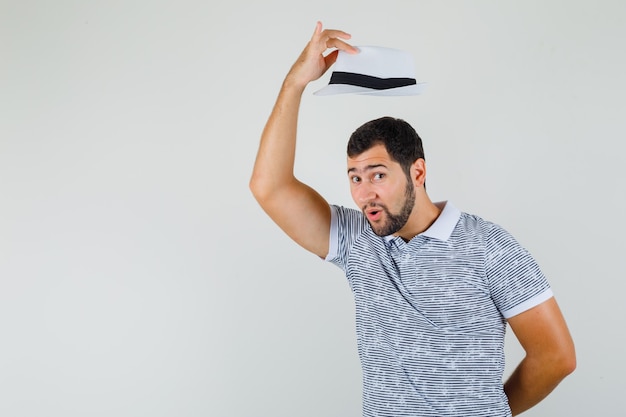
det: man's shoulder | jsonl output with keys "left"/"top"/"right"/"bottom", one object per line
{"left": 458, "top": 211, "right": 494, "bottom": 228}
{"left": 326, "top": 204, "right": 379, "bottom": 266}
{"left": 449, "top": 210, "right": 503, "bottom": 245}
{"left": 331, "top": 204, "right": 367, "bottom": 227}
{"left": 330, "top": 204, "right": 376, "bottom": 241}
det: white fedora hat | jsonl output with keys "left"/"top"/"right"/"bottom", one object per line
{"left": 313, "top": 45, "right": 426, "bottom": 96}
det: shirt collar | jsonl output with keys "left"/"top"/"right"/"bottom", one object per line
{"left": 383, "top": 200, "right": 460, "bottom": 244}
{"left": 420, "top": 201, "right": 460, "bottom": 241}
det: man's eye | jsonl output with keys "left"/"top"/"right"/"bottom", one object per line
{"left": 350, "top": 176, "right": 361, "bottom": 183}
{"left": 372, "top": 173, "right": 385, "bottom": 182}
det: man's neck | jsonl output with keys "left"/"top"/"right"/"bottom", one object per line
{"left": 395, "top": 197, "right": 442, "bottom": 242}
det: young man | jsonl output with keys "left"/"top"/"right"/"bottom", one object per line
{"left": 250, "top": 22, "right": 575, "bottom": 417}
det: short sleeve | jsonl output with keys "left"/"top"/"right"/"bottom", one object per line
{"left": 486, "top": 224, "right": 553, "bottom": 318}
{"left": 325, "top": 205, "right": 368, "bottom": 271}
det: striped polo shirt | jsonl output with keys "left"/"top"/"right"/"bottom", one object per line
{"left": 325, "top": 201, "right": 553, "bottom": 417}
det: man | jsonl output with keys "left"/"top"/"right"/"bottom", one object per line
{"left": 250, "top": 22, "right": 575, "bottom": 417}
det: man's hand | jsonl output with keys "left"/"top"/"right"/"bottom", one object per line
{"left": 285, "top": 21, "right": 358, "bottom": 91}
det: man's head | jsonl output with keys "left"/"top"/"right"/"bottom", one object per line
{"left": 347, "top": 116, "right": 425, "bottom": 181}
{"left": 346, "top": 117, "right": 426, "bottom": 237}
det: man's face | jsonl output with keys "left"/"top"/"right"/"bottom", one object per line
{"left": 347, "top": 144, "right": 416, "bottom": 237}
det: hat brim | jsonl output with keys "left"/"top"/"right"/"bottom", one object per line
{"left": 313, "top": 82, "right": 427, "bottom": 97}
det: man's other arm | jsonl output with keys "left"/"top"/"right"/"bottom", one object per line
{"left": 504, "top": 296, "right": 576, "bottom": 415}
{"left": 249, "top": 22, "right": 357, "bottom": 258}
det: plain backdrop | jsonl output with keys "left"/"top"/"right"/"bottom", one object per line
{"left": 1, "top": 1, "right": 625, "bottom": 416}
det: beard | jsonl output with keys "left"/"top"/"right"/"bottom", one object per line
{"left": 366, "top": 180, "right": 416, "bottom": 237}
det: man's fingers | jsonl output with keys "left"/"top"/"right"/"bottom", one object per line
{"left": 312, "top": 21, "right": 323, "bottom": 36}
{"left": 289, "top": 21, "right": 358, "bottom": 84}
{"left": 312, "top": 21, "right": 350, "bottom": 40}
{"left": 326, "top": 37, "right": 358, "bottom": 54}
{"left": 323, "top": 49, "right": 340, "bottom": 69}
{"left": 312, "top": 22, "right": 356, "bottom": 53}
{"left": 322, "top": 29, "right": 352, "bottom": 42}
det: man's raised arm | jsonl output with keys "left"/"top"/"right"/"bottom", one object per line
{"left": 249, "top": 22, "right": 357, "bottom": 258}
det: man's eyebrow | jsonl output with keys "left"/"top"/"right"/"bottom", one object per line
{"left": 347, "top": 163, "right": 388, "bottom": 174}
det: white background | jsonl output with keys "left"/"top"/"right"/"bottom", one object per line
{"left": 1, "top": 1, "right": 624, "bottom": 416}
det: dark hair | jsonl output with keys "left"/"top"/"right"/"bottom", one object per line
{"left": 347, "top": 116, "right": 425, "bottom": 178}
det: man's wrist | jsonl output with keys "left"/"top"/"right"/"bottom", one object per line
{"left": 281, "top": 74, "right": 308, "bottom": 95}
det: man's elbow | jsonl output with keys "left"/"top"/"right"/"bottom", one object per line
{"left": 249, "top": 172, "right": 297, "bottom": 206}
{"left": 249, "top": 176, "right": 261, "bottom": 200}
{"left": 560, "top": 349, "right": 577, "bottom": 378}
{"left": 553, "top": 344, "right": 577, "bottom": 381}
{"left": 249, "top": 174, "right": 272, "bottom": 204}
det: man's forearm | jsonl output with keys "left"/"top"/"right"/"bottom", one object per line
{"left": 504, "top": 354, "right": 573, "bottom": 415}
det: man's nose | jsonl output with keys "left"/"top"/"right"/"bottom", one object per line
{"left": 356, "top": 184, "right": 377, "bottom": 205}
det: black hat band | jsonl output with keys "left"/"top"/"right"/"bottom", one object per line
{"left": 328, "top": 71, "right": 417, "bottom": 90}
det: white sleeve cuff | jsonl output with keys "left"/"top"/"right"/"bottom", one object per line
{"left": 324, "top": 205, "right": 339, "bottom": 262}
{"left": 502, "top": 288, "right": 554, "bottom": 319}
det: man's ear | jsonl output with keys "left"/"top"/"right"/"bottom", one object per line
{"left": 411, "top": 158, "right": 426, "bottom": 188}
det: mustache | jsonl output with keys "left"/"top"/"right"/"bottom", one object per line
{"left": 362, "top": 202, "right": 388, "bottom": 212}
